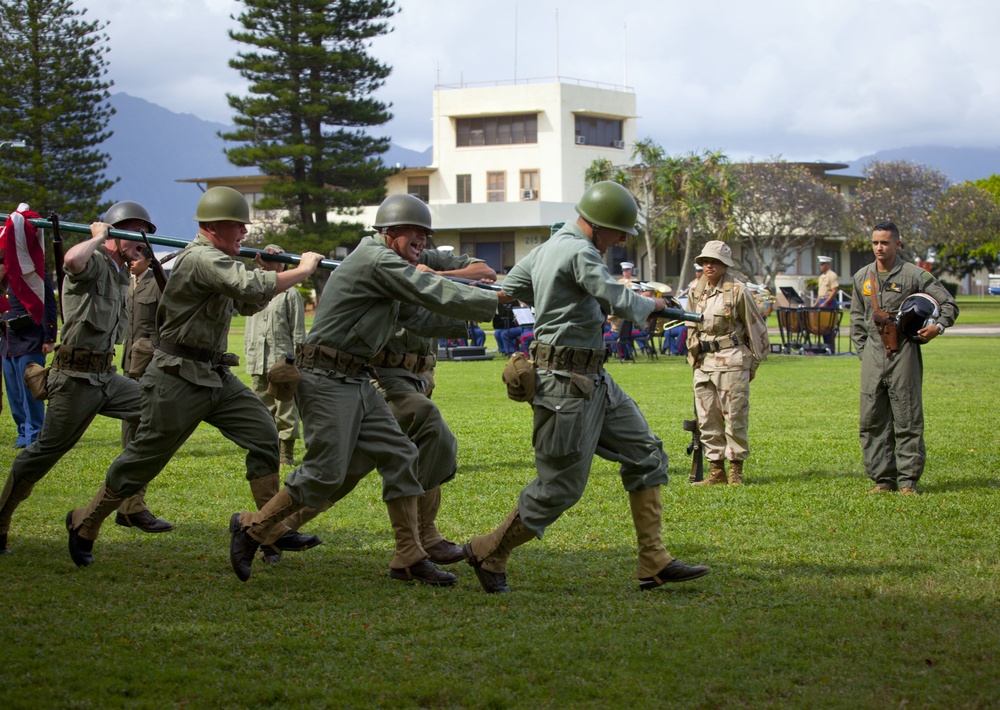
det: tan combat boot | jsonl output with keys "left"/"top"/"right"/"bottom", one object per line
{"left": 729, "top": 460, "right": 744, "bottom": 486}
{"left": 464, "top": 507, "right": 537, "bottom": 593}
{"left": 627, "top": 486, "right": 672, "bottom": 579}
{"left": 230, "top": 487, "right": 305, "bottom": 582}
{"left": 386, "top": 496, "right": 456, "bottom": 586}
{"left": 0, "top": 477, "right": 37, "bottom": 550}
{"left": 418, "top": 487, "right": 465, "bottom": 565}
{"left": 693, "top": 460, "right": 727, "bottom": 486}
{"left": 66, "top": 484, "right": 125, "bottom": 567}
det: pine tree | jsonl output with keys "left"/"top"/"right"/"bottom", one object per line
{"left": 0, "top": 0, "right": 116, "bottom": 220}
{"left": 223, "top": 0, "right": 397, "bottom": 255}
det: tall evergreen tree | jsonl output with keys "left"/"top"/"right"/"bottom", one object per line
{"left": 223, "top": 0, "right": 397, "bottom": 256}
{"left": 0, "top": 0, "right": 116, "bottom": 219}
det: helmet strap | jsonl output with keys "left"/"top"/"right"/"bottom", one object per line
{"left": 113, "top": 238, "right": 130, "bottom": 264}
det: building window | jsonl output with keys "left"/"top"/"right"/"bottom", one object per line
{"left": 520, "top": 170, "right": 539, "bottom": 200}
{"left": 574, "top": 115, "right": 624, "bottom": 147}
{"left": 456, "top": 174, "right": 471, "bottom": 204}
{"left": 487, "top": 172, "right": 506, "bottom": 202}
{"left": 407, "top": 176, "right": 429, "bottom": 203}
{"left": 456, "top": 114, "right": 538, "bottom": 147}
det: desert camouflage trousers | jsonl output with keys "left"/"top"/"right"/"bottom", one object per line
{"left": 694, "top": 367, "right": 751, "bottom": 463}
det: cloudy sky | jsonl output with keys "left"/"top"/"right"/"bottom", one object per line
{"left": 82, "top": 0, "right": 999, "bottom": 161}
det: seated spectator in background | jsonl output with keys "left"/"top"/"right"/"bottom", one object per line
{"left": 518, "top": 329, "right": 535, "bottom": 356}
{"left": 664, "top": 323, "right": 687, "bottom": 356}
{"left": 492, "top": 301, "right": 522, "bottom": 355}
{"left": 467, "top": 322, "right": 485, "bottom": 347}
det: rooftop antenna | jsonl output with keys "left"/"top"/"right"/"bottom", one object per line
{"left": 623, "top": 22, "right": 628, "bottom": 87}
{"left": 555, "top": 9, "right": 560, "bottom": 79}
{"left": 514, "top": 3, "right": 518, "bottom": 82}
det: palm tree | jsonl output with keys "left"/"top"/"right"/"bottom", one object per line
{"left": 657, "top": 150, "right": 736, "bottom": 290}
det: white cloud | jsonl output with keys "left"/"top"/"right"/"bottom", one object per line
{"left": 79, "top": 0, "right": 1000, "bottom": 159}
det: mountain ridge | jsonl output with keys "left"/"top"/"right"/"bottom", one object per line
{"left": 102, "top": 92, "right": 998, "bottom": 238}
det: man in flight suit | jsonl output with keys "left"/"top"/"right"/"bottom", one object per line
{"left": 463, "top": 181, "right": 709, "bottom": 593}
{"left": 850, "top": 220, "right": 957, "bottom": 495}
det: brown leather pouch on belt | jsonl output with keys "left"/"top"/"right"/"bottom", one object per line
{"left": 873, "top": 309, "right": 899, "bottom": 353}
{"left": 24, "top": 362, "right": 51, "bottom": 401}
{"left": 870, "top": 270, "right": 899, "bottom": 354}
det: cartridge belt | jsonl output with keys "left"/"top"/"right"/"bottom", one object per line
{"left": 370, "top": 350, "right": 436, "bottom": 375}
{"left": 157, "top": 339, "right": 238, "bottom": 367}
{"left": 53, "top": 345, "right": 114, "bottom": 374}
{"left": 296, "top": 343, "right": 368, "bottom": 377}
{"left": 530, "top": 342, "right": 606, "bottom": 374}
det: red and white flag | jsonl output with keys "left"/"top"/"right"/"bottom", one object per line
{"left": 0, "top": 203, "right": 45, "bottom": 323}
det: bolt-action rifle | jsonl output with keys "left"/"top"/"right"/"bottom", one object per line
{"left": 683, "top": 403, "right": 703, "bottom": 483}
{"left": 138, "top": 230, "right": 168, "bottom": 292}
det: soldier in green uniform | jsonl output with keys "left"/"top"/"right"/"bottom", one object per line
{"left": 229, "top": 194, "right": 502, "bottom": 585}
{"left": 65, "top": 187, "right": 325, "bottom": 566}
{"left": 118, "top": 236, "right": 172, "bottom": 531}
{"left": 850, "top": 221, "right": 958, "bottom": 494}
{"left": 464, "top": 182, "right": 710, "bottom": 593}
{"left": 244, "top": 243, "right": 306, "bottom": 467}
{"left": 0, "top": 201, "right": 173, "bottom": 554}
{"left": 281, "top": 238, "right": 497, "bottom": 566}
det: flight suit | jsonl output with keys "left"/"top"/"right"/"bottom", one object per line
{"left": 849, "top": 258, "right": 957, "bottom": 489}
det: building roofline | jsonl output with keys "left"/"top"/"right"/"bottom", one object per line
{"left": 435, "top": 75, "right": 634, "bottom": 93}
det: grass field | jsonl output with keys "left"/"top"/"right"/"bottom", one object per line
{"left": 1, "top": 336, "right": 998, "bottom": 708}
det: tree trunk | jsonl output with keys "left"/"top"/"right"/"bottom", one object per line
{"left": 677, "top": 224, "right": 695, "bottom": 292}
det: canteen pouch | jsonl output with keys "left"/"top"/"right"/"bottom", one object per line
{"left": 502, "top": 352, "right": 537, "bottom": 403}
{"left": 267, "top": 358, "right": 301, "bottom": 402}
{"left": 127, "top": 337, "right": 155, "bottom": 379}
{"left": 23, "top": 361, "right": 51, "bottom": 401}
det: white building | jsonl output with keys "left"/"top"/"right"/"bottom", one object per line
{"left": 380, "top": 78, "right": 637, "bottom": 274}
{"left": 180, "top": 77, "right": 637, "bottom": 275}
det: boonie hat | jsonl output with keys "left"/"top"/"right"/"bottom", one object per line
{"left": 694, "top": 240, "right": 734, "bottom": 267}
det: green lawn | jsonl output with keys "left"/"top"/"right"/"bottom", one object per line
{"left": 1, "top": 337, "right": 998, "bottom": 708}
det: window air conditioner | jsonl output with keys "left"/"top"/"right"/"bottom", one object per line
{"left": 612, "top": 139, "right": 625, "bottom": 149}
{"left": 575, "top": 136, "right": 586, "bottom": 145}
{"left": 521, "top": 189, "right": 537, "bottom": 200}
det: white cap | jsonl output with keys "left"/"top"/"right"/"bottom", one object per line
{"left": 818, "top": 255, "right": 832, "bottom": 264}
{"left": 620, "top": 261, "right": 634, "bottom": 270}
{"left": 437, "top": 245, "right": 455, "bottom": 253}
{"left": 694, "top": 263, "right": 704, "bottom": 271}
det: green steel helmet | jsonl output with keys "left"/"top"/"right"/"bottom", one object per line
{"left": 575, "top": 181, "right": 638, "bottom": 236}
{"left": 193, "top": 186, "right": 252, "bottom": 224}
{"left": 372, "top": 194, "right": 434, "bottom": 234}
{"left": 104, "top": 200, "right": 156, "bottom": 233}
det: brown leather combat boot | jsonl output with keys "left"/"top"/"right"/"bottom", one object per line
{"left": 693, "top": 460, "right": 727, "bottom": 486}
